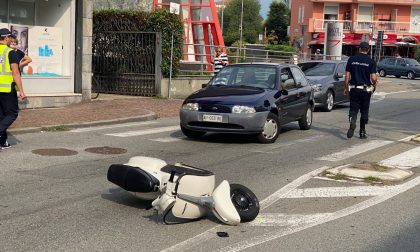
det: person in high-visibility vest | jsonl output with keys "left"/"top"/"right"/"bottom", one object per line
{"left": 0, "top": 28, "right": 25, "bottom": 149}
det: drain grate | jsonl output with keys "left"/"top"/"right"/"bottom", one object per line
{"left": 32, "top": 148, "right": 78, "bottom": 156}
{"left": 84, "top": 146, "right": 127, "bottom": 155}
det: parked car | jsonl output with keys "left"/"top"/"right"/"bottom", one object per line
{"left": 179, "top": 63, "right": 315, "bottom": 143}
{"left": 298, "top": 60, "right": 348, "bottom": 112}
{"left": 377, "top": 57, "right": 420, "bottom": 79}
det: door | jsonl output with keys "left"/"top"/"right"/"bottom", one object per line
{"left": 385, "top": 58, "right": 396, "bottom": 75}
{"left": 334, "top": 63, "right": 346, "bottom": 102}
{"left": 290, "top": 66, "right": 311, "bottom": 118}
{"left": 395, "top": 58, "right": 406, "bottom": 76}
{"left": 276, "top": 67, "right": 299, "bottom": 124}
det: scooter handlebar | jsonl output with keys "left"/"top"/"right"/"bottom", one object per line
{"left": 169, "top": 169, "right": 176, "bottom": 182}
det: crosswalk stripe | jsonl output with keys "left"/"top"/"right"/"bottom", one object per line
{"left": 247, "top": 213, "right": 332, "bottom": 227}
{"left": 379, "top": 146, "right": 420, "bottom": 169}
{"left": 317, "top": 140, "right": 393, "bottom": 162}
{"left": 70, "top": 121, "right": 157, "bottom": 133}
{"left": 105, "top": 126, "right": 179, "bottom": 137}
{"left": 150, "top": 137, "right": 184, "bottom": 142}
{"left": 282, "top": 186, "right": 397, "bottom": 198}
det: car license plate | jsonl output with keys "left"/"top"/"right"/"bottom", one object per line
{"left": 203, "top": 114, "right": 223, "bottom": 123}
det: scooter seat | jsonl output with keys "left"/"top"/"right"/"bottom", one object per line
{"left": 107, "top": 164, "right": 160, "bottom": 193}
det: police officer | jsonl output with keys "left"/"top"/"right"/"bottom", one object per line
{"left": 0, "top": 28, "right": 25, "bottom": 149}
{"left": 344, "top": 41, "right": 378, "bottom": 139}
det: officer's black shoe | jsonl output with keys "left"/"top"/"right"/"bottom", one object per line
{"left": 347, "top": 122, "right": 356, "bottom": 139}
{"left": 359, "top": 129, "right": 367, "bottom": 139}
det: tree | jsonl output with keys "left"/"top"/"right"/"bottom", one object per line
{"left": 219, "top": 0, "right": 263, "bottom": 46}
{"left": 265, "top": 1, "right": 290, "bottom": 44}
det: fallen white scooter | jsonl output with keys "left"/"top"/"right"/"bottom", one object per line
{"left": 107, "top": 156, "right": 259, "bottom": 225}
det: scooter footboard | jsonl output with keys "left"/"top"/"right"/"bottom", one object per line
{"left": 107, "top": 164, "right": 160, "bottom": 193}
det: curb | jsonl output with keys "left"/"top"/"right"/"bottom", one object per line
{"left": 9, "top": 112, "right": 157, "bottom": 135}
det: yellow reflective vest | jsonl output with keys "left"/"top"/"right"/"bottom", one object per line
{"left": 0, "top": 44, "right": 13, "bottom": 93}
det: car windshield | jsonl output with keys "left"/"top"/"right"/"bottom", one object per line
{"left": 298, "top": 62, "right": 336, "bottom": 76}
{"left": 209, "top": 65, "right": 277, "bottom": 89}
{"left": 405, "top": 58, "right": 420, "bottom": 66}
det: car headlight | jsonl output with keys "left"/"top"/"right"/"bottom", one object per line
{"left": 232, "top": 105, "right": 256, "bottom": 114}
{"left": 312, "top": 84, "right": 323, "bottom": 92}
{"left": 182, "top": 103, "right": 199, "bottom": 111}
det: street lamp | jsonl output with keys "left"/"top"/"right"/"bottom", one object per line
{"left": 221, "top": 0, "right": 224, "bottom": 35}
{"left": 369, "top": 23, "right": 374, "bottom": 59}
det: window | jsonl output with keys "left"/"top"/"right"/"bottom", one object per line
{"left": 324, "top": 4, "right": 338, "bottom": 21}
{"left": 388, "top": 58, "right": 396, "bottom": 65}
{"left": 0, "top": 0, "right": 7, "bottom": 23}
{"left": 337, "top": 63, "right": 346, "bottom": 75}
{"left": 280, "top": 68, "right": 296, "bottom": 90}
{"left": 396, "top": 59, "right": 405, "bottom": 66}
{"left": 9, "top": 0, "right": 36, "bottom": 25}
{"left": 291, "top": 67, "right": 308, "bottom": 87}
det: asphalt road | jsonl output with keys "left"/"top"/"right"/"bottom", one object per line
{"left": 1, "top": 77, "right": 419, "bottom": 252}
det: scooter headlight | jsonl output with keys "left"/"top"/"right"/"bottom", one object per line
{"left": 232, "top": 105, "right": 256, "bottom": 114}
{"left": 182, "top": 103, "right": 199, "bottom": 111}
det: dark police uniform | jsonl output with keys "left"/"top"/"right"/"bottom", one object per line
{"left": 345, "top": 47, "right": 377, "bottom": 139}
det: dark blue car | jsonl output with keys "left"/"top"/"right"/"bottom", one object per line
{"left": 377, "top": 57, "right": 420, "bottom": 79}
{"left": 179, "top": 63, "right": 315, "bottom": 143}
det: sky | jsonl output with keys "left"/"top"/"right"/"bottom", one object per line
{"left": 260, "top": 0, "right": 274, "bottom": 19}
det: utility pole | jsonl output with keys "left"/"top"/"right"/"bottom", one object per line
{"left": 238, "top": 0, "right": 244, "bottom": 63}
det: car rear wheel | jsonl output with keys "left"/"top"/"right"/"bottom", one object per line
{"left": 323, "top": 90, "right": 334, "bottom": 112}
{"left": 299, "top": 106, "right": 313, "bottom": 130}
{"left": 180, "top": 126, "right": 206, "bottom": 138}
{"left": 379, "top": 69, "right": 386, "bottom": 77}
{"left": 407, "top": 71, "right": 415, "bottom": 80}
{"left": 257, "top": 112, "right": 280, "bottom": 144}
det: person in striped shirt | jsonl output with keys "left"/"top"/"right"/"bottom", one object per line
{"left": 211, "top": 46, "right": 229, "bottom": 75}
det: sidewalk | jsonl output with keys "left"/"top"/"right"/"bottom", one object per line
{"left": 10, "top": 94, "right": 184, "bottom": 134}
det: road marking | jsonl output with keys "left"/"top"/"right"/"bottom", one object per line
{"left": 150, "top": 136, "right": 184, "bottom": 142}
{"left": 105, "top": 126, "right": 179, "bottom": 137}
{"left": 282, "top": 186, "right": 397, "bottom": 198}
{"left": 252, "top": 135, "right": 325, "bottom": 153}
{"left": 246, "top": 213, "right": 332, "bottom": 227}
{"left": 70, "top": 121, "right": 157, "bottom": 133}
{"left": 215, "top": 176, "right": 420, "bottom": 252}
{"left": 317, "top": 140, "right": 392, "bottom": 162}
{"left": 379, "top": 146, "right": 420, "bottom": 169}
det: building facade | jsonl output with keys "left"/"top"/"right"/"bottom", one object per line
{"left": 290, "top": 0, "right": 420, "bottom": 58}
{"left": 0, "top": 0, "right": 92, "bottom": 108}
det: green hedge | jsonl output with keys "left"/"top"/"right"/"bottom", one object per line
{"left": 93, "top": 9, "right": 183, "bottom": 77}
{"left": 264, "top": 44, "right": 297, "bottom": 53}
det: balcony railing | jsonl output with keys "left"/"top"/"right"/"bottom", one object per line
{"left": 314, "top": 19, "right": 352, "bottom": 32}
{"left": 314, "top": 19, "right": 420, "bottom": 34}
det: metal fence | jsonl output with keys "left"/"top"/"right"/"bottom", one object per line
{"left": 92, "top": 31, "right": 161, "bottom": 96}
{"left": 178, "top": 43, "right": 297, "bottom": 76}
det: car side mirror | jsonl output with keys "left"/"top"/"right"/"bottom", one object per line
{"left": 202, "top": 83, "right": 208, "bottom": 88}
{"left": 336, "top": 72, "right": 344, "bottom": 79}
{"left": 274, "top": 89, "right": 288, "bottom": 98}
{"left": 281, "top": 89, "right": 288, "bottom": 96}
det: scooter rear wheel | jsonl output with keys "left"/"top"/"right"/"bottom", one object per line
{"left": 230, "top": 184, "right": 260, "bottom": 222}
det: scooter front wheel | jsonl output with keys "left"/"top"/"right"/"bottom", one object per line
{"left": 230, "top": 184, "right": 260, "bottom": 222}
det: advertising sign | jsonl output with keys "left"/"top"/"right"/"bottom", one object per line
{"left": 28, "top": 26, "right": 62, "bottom": 76}
{"left": 10, "top": 25, "right": 29, "bottom": 54}
{"left": 324, "top": 22, "right": 343, "bottom": 60}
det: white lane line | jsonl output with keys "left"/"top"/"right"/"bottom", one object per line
{"left": 105, "top": 126, "right": 179, "bottom": 137}
{"left": 215, "top": 176, "right": 420, "bottom": 252}
{"left": 260, "top": 166, "right": 329, "bottom": 210}
{"left": 70, "top": 121, "right": 157, "bottom": 133}
{"left": 252, "top": 135, "right": 325, "bottom": 153}
{"left": 150, "top": 136, "right": 184, "bottom": 142}
{"left": 282, "top": 186, "right": 398, "bottom": 198}
{"left": 317, "top": 140, "right": 392, "bottom": 162}
{"left": 247, "top": 213, "right": 332, "bottom": 227}
{"left": 379, "top": 146, "right": 420, "bottom": 169}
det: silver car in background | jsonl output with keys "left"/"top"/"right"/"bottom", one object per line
{"left": 298, "top": 60, "right": 348, "bottom": 112}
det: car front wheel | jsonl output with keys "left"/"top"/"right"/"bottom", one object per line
{"left": 407, "top": 71, "right": 415, "bottom": 80}
{"left": 299, "top": 106, "right": 313, "bottom": 130}
{"left": 257, "top": 112, "right": 280, "bottom": 144}
{"left": 323, "top": 90, "right": 334, "bottom": 112}
{"left": 379, "top": 69, "right": 386, "bottom": 77}
{"left": 180, "top": 125, "right": 206, "bottom": 138}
